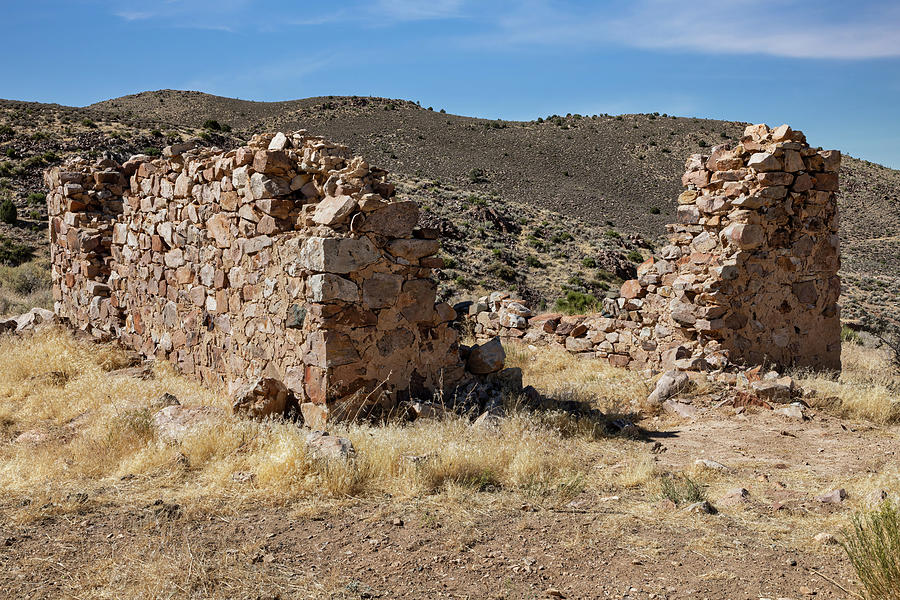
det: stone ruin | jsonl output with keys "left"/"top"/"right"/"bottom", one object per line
{"left": 45, "top": 131, "right": 511, "bottom": 428}
{"left": 45, "top": 123, "right": 841, "bottom": 427}
{"left": 464, "top": 124, "right": 841, "bottom": 373}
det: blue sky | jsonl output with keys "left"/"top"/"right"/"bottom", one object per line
{"left": 3, "top": 0, "right": 900, "bottom": 167}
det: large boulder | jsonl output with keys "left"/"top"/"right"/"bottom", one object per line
{"left": 466, "top": 337, "right": 506, "bottom": 374}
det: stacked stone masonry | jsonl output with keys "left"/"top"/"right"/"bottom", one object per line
{"left": 465, "top": 124, "right": 841, "bottom": 372}
{"left": 46, "top": 131, "right": 468, "bottom": 426}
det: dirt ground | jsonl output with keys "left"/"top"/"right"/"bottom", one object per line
{"left": 2, "top": 405, "right": 896, "bottom": 599}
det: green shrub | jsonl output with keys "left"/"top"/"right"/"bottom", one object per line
{"left": 626, "top": 250, "right": 644, "bottom": 263}
{"left": 488, "top": 261, "right": 516, "bottom": 282}
{"left": 581, "top": 257, "right": 596, "bottom": 268}
{"left": 81, "top": 118, "right": 97, "bottom": 128}
{"left": 0, "top": 259, "right": 50, "bottom": 294}
{"left": 604, "top": 229, "right": 621, "bottom": 239}
{"left": 468, "top": 168, "right": 487, "bottom": 184}
{"left": 202, "top": 119, "right": 222, "bottom": 131}
{"left": 27, "top": 192, "right": 45, "bottom": 205}
{"left": 0, "top": 198, "right": 17, "bottom": 224}
{"left": 841, "top": 325, "right": 862, "bottom": 345}
{"left": 0, "top": 125, "right": 14, "bottom": 136}
{"left": 650, "top": 207, "right": 661, "bottom": 215}
{"left": 142, "top": 147, "right": 161, "bottom": 157}
{"left": 842, "top": 501, "right": 900, "bottom": 600}
{"left": 525, "top": 256, "right": 544, "bottom": 269}
{"left": 0, "top": 236, "right": 33, "bottom": 266}
{"left": 554, "top": 290, "right": 598, "bottom": 315}
{"left": 658, "top": 474, "right": 706, "bottom": 505}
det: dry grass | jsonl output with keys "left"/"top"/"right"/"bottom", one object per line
{"left": 1, "top": 330, "right": 899, "bottom": 598}
{"left": 0, "top": 328, "right": 619, "bottom": 517}
{"left": 795, "top": 343, "right": 900, "bottom": 424}
{"left": 503, "top": 341, "right": 652, "bottom": 416}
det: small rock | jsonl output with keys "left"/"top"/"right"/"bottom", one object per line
{"left": 814, "top": 532, "right": 838, "bottom": 545}
{"left": 695, "top": 459, "right": 729, "bottom": 471}
{"left": 684, "top": 501, "right": 716, "bottom": 514}
{"left": 718, "top": 488, "right": 750, "bottom": 506}
{"left": 774, "top": 404, "right": 805, "bottom": 421}
{"left": 305, "top": 431, "right": 355, "bottom": 461}
{"left": 648, "top": 370, "right": 691, "bottom": 404}
{"left": 816, "top": 488, "right": 847, "bottom": 504}
{"left": 391, "top": 517, "right": 404, "bottom": 527}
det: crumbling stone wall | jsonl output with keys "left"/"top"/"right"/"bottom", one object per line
{"left": 46, "top": 131, "right": 467, "bottom": 426}
{"left": 464, "top": 124, "right": 841, "bottom": 372}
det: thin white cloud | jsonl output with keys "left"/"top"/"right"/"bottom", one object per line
{"left": 464, "top": 0, "right": 900, "bottom": 60}
{"left": 374, "top": 0, "right": 466, "bottom": 21}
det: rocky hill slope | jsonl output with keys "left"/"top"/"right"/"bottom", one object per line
{"left": 0, "top": 91, "right": 897, "bottom": 321}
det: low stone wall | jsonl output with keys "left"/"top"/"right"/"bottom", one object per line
{"left": 46, "top": 131, "right": 475, "bottom": 426}
{"left": 462, "top": 124, "right": 841, "bottom": 372}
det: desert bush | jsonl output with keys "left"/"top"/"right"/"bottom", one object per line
{"left": 467, "top": 168, "right": 487, "bottom": 183}
{"left": 26, "top": 192, "right": 45, "bottom": 205}
{"left": 488, "top": 261, "right": 516, "bottom": 281}
{"left": 865, "top": 315, "right": 900, "bottom": 374}
{"left": 0, "top": 259, "right": 51, "bottom": 295}
{"left": 202, "top": 119, "right": 230, "bottom": 132}
{"left": 555, "top": 290, "right": 598, "bottom": 315}
{"left": 842, "top": 325, "right": 862, "bottom": 345}
{"left": 626, "top": 250, "right": 644, "bottom": 263}
{"left": 658, "top": 473, "right": 706, "bottom": 505}
{"left": 0, "top": 197, "right": 17, "bottom": 224}
{"left": 842, "top": 501, "right": 900, "bottom": 600}
{"left": 0, "top": 124, "right": 14, "bottom": 136}
{"left": 525, "top": 256, "right": 544, "bottom": 269}
{"left": 0, "top": 236, "right": 34, "bottom": 266}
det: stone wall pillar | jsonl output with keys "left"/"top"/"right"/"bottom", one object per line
{"left": 665, "top": 124, "right": 840, "bottom": 369}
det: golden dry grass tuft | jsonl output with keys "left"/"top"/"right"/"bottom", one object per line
{"left": 795, "top": 343, "right": 900, "bottom": 424}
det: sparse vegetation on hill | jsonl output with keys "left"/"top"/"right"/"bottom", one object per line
{"left": 0, "top": 90, "right": 897, "bottom": 322}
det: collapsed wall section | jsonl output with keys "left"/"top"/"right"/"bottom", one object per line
{"left": 47, "top": 132, "right": 466, "bottom": 424}
{"left": 464, "top": 124, "right": 841, "bottom": 372}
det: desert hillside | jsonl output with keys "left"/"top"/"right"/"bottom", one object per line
{"left": 0, "top": 90, "right": 897, "bottom": 321}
